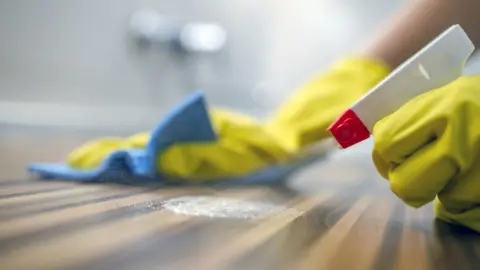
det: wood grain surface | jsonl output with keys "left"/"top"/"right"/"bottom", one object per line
{"left": 0, "top": 125, "right": 479, "bottom": 270}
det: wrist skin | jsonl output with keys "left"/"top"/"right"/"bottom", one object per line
{"left": 361, "top": 0, "right": 480, "bottom": 70}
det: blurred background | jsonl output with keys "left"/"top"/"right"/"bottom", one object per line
{"left": 2, "top": 0, "right": 480, "bottom": 147}
{"left": 0, "top": 0, "right": 406, "bottom": 130}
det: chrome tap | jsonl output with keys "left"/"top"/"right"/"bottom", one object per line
{"left": 129, "top": 8, "right": 227, "bottom": 53}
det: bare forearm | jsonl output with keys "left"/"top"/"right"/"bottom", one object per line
{"left": 362, "top": 0, "right": 480, "bottom": 70}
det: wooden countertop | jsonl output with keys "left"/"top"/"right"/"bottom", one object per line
{"left": 0, "top": 125, "right": 479, "bottom": 270}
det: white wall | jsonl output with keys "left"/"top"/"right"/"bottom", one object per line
{"left": 0, "top": 0, "right": 404, "bottom": 129}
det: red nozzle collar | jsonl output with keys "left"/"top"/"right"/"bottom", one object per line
{"left": 327, "top": 109, "right": 371, "bottom": 148}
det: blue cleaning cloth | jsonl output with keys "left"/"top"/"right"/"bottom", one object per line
{"left": 28, "top": 91, "right": 327, "bottom": 186}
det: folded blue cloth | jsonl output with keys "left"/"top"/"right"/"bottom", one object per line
{"left": 28, "top": 91, "right": 327, "bottom": 186}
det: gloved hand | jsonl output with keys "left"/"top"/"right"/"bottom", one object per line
{"left": 67, "top": 109, "right": 290, "bottom": 180}
{"left": 372, "top": 75, "right": 480, "bottom": 232}
{"left": 68, "top": 56, "right": 391, "bottom": 181}
{"left": 266, "top": 57, "right": 390, "bottom": 152}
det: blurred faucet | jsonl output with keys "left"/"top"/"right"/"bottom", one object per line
{"left": 128, "top": 8, "right": 228, "bottom": 104}
{"left": 129, "top": 8, "right": 227, "bottom": 54}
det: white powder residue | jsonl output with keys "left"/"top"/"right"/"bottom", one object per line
{"left": 162, "top": 195, "right": 285, "bottom": 220}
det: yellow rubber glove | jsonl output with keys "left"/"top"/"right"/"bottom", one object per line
{"left": 266, "top": 57, "right": 391, "bottom": 152}
{"left": 372, "top": 75, "right": 480, "bottom": 232}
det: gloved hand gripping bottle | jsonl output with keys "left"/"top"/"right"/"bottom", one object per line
{"left": 328, "top": 24, "right": 475, "bottom": 149}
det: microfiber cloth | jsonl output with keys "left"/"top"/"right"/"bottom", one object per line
{"left": 28, "top": 91, "right": 328, "bottom": 186}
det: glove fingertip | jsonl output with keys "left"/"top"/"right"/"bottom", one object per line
{"left": 403, "top": 200, "right": 429, "bottom": 209}
{"left": 390, "top": 179, "right": 433, "bottom": 208}
{"left": 371, "top": 150, "right": 389, "bottom": 180}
